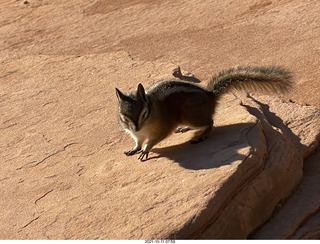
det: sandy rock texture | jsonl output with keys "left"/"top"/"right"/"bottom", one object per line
{"left": 0, "top": 0, "right": 319, "bottom": 240}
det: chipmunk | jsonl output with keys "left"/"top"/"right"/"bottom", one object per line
{"left": 116, "top": 66, "right": 292, "bottom": 161}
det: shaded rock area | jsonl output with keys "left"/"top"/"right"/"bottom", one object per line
{"left": 0, "top": 0, "right": 320, "bottom": 240}
{"left": 252, "top": 145, "right": 320, "bottom": 239}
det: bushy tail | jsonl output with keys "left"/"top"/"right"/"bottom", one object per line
{"left": 207, "top": 66, "right": 292, "bottom": 96}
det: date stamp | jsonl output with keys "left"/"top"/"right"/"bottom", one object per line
{"left": 145, "top": 240, "right": 175, "bottom": 244}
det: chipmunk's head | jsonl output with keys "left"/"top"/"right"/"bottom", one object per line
{"left": 116, "top": 83, "right": 149, "bottom": 132}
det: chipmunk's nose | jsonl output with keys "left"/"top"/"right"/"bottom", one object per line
{"left": 135, "top": 122, "right": 140, "bottom": 132}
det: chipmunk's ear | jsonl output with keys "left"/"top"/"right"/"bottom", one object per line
{"left": 137, "top": 83, "right": 148, "bottom": 103}
{"left": 115, "top": 88, "right": 125, "bottom": 102}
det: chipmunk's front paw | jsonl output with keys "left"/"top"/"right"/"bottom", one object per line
{"left": 124, "top": 147, "right": 141, "bottom": 156}
{"left": 138, "top": 150, "right": 149, "bottom": 161}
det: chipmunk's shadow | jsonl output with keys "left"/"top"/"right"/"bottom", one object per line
{"left": 151, "top": 122, "right": 257, "bottom": 170}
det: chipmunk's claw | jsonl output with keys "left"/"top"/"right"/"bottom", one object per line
{"left": 138, "top": 151, "right": 149, "bottom": 161}
{"left": 124, "top": 148, "right": 141, "bottom": 156}
{"left": 175, "top": 126, "right": 191, "bottom": 133}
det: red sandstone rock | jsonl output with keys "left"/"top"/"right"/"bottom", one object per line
{"left": 0, "top": 0, "right": 319, "bottom": 240}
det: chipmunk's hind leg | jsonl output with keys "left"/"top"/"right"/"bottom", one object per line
{"left": 179, "top": 92, "right": 214, "bottom": 143}
{"left": 189, "top": 119, "right": 213, "bottom": 144}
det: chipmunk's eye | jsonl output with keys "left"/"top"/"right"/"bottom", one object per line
{"left": 142, "top": 110, "right": 147, "bottom": 119}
